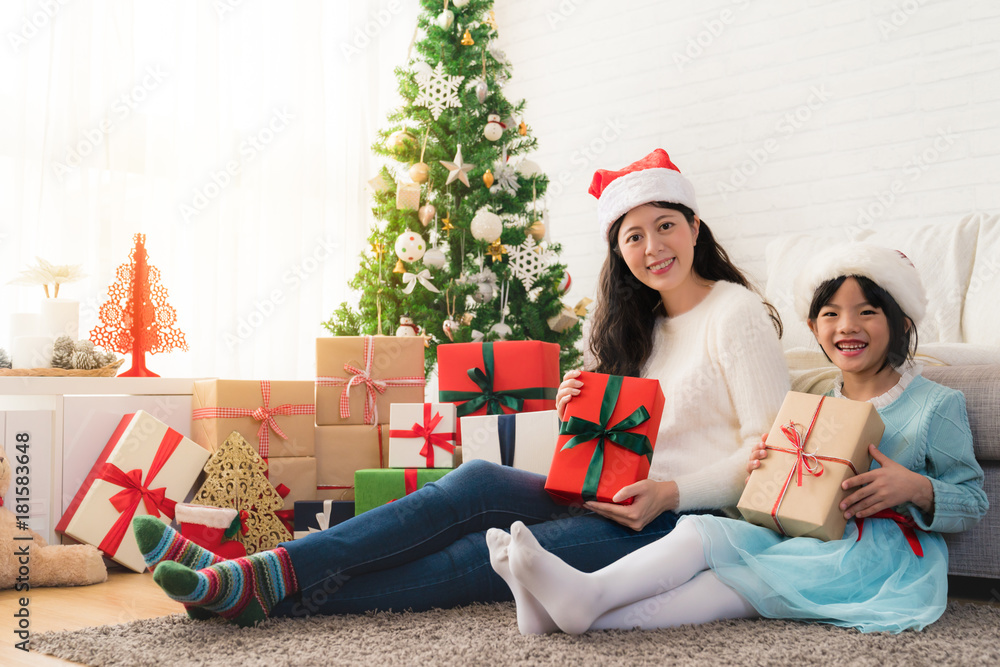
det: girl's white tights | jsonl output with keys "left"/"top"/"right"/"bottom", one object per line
{"left": 488, "top": 519, "right": 758, "bottom": 635}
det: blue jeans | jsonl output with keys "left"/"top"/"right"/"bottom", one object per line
{"left": 272, "top": 460, "right": 693, "bottom": 617}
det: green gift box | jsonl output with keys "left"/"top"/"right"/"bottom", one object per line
{"left": 354, "top": 468, "right": 452, "bottom": 515}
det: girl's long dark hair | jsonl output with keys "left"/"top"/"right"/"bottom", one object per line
{"left": 588, "top": 202, "right": 782, "bottom": 377}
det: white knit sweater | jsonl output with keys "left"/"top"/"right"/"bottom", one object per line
{"left": 640, "top": 281, "right": 790, "bottom": 511}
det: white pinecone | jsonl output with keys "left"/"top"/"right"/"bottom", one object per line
{"left": 71, "top": 340, "right": 100, "bottom": 370}
{"left": 0, "top": 347, "right": 10, "bottom": 369}
{"left": 52, "top": 335, "right": 75, "bottom": 369}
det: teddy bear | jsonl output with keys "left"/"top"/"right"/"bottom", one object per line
{"left": 0, "top": 448, "right": 107, "bottom": 589}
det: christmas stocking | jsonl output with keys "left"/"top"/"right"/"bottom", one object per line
{"left": 176, "top": 503, "right": 247, "bottom": 560}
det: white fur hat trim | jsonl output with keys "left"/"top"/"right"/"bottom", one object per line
{"left": 793, "top": 243, "right": 927, "bottom": 325}
{"left": 175, "top": 503, "right": 238, "bottom": 529}
{"left": 597, "top": 168, "right": 699, "bottom": 242}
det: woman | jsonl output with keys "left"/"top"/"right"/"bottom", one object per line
{"left": 133, "top": 148, "right": 791, "bottom": 627}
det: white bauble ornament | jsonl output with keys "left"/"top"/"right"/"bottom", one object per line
{"left": 517, "top": 159, "right": 541, "bottom": 178}
{"left": 489, "top": 322, "right": 512, "bottom": 340}
{"left": 470, "top": 209, "right": 503, "bottom": 243}
{"left": 394, "top": 232, "right": 426, "bottom": 263}
{"left": 475, "top": 80, "right": 488, "bottom": 104}
{"left": 453, "top": 0, "right": 469, "bottom": 7}
{"left": 413, "top": 61, "right": 433, "bottom": 78}
{"left": 472, "top": 282, "right": 494, "bottom": 304}
{"left": 395, "top": 316, "right": 420, "bottom": 337}
{"left": 423, "top": 247, "right": 446, "bottom": 269}
{"left": 483, "top": 113, "right": 504, "bottom": 141}
{"left": 558, "top": 271, "right": 572, "bottom": 294}
{"left": 437, "top": 9, "right": 454, "bottom": 29}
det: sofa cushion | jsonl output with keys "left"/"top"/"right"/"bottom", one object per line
{"left": 922, "top": 365, "right": 1000, "bottom": 461}
{"left": 962, "top": 213, "right": 1000, "bottom": 346}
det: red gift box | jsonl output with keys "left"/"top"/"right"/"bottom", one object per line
{"left": 544, "top": 372, "right": 664, "bottom": 505}
{"left": 438, "top": 341, "right": 560, "bottom": 442}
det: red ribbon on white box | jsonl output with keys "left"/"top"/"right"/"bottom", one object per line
{"left": 390, "top": 403, "right": 456, "bottom": 468}
{"left": 191, "top": 380, "right": 315, "bottom": 459}
{"left": 316, "top": 336, "right": 425, "bottom": 425}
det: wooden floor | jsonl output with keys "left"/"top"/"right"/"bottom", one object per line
{"left": 3, "top": 570, "right": 999, "bottom": 666}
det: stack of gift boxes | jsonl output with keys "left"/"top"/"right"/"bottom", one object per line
{"left": 52, "top": 331, "right": 885, "bottom": 574}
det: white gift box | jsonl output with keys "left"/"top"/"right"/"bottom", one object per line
{"left": 55, "top": 410, "right": 210, "bottom": 572}
{"left": 388, "top": 403, "right": 457, "bottom": 469}
{"left": 460, "top": 410, "right": 559, "bottom": 476}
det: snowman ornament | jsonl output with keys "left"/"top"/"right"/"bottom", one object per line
{"left": 395, "top": 315, "right": 421, "bottom": 337}
{"left": 483, "top": 114, "right": 505, "bottom": 142}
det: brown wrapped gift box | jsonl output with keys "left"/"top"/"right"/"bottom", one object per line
{"left": 737, "top": 392, "right": 883, "bottom": 541}
{"left": 266, "top": 456, "right": 318, "bottom": 510}
{"left": 191, "top": 379, "right": 315, "bottom": 457}
{"left": 315, "top": 424, "right": 390, "bottom": 501}
{"left": 315, "top": 336, "right": 426, "bottom": 426}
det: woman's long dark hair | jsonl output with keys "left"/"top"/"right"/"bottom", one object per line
{"left": 588, "top": 202, "right": 782, "bottom": 377}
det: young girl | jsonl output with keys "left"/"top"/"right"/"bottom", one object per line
{"left": 132, "top": 149, "right": 790, "bottom": 628}
{"left": 489, "top": 243, "right": 988, "bottom": 635}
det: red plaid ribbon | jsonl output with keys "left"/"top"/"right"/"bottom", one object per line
{"left": 97, "top": 429, "right": 183, "bottom": 557}
{"left": 316, "top": 336, "right": 425, "bottom": 425}
{"left": 856, "top": 509, "right": 926, "bottom": 557}
{"left": 390, "top": 403, "right": 456, "bottom": 467}
{"left": 764, "top": 397, "right": 859, "bottom": 537}
{"left": 192, "top": 380, "right": 315, "bottom": 458}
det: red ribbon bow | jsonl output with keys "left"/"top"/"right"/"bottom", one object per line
{"left": 316, "top": 336, "right": 425, "bottom": 425}
{"left": 856, "top": 509, "right": 925, "bottom": 557}
{"left": 97, "top": 430, "right": 183, "bottom": 557}
{"left": 191, "top": 381, "right": 315, "bottom": 459}
{"left": 390, "top": 403, "right": 456, "bottom": 467}
{"left": 764, "top": 397, "right": 859, "bottom": 537}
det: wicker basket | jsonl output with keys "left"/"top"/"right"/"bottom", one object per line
{"left": 0, "top": 358, "right": 125, "bottom": 377}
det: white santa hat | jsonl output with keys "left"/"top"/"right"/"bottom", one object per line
{"left": 589, "top": 149, "right": 699, "bottom": 243}
{"left": 794, "top": 243, "right": 927, "bottom": 325}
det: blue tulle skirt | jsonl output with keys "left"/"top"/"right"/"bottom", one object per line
{"left": 681, "top": 514, "right": 948, "bottom": 633}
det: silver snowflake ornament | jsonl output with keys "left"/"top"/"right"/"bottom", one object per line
{"left": 414, "top": 62, "right": 464, "bottom": 120}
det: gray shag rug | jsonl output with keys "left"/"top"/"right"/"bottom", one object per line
{"left": 32, "top": 601, "right": 1000, "bottom": 666}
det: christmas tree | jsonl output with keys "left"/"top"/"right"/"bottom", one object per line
{"left": 90, "top": 233, "right": 188, "bottom": 377}
{"left": 190, "top": 432, "right": 291, "bottom": 555}
{"left": 323, "top": 0, "right": 584, "bottom": 373}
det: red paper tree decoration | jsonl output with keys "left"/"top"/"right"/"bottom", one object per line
{"left": 90, "top": 233, "right": 188, "bottom": 377}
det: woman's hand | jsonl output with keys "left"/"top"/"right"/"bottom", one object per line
{"left": 840, "top": 444, "right": 935, "bottom": 519}
{"left": 583, "top": 480, "right": 679, "bottom": 531}
{"left": 555, "top": 369, "right": 583, "bottom": 421}
{"left": 745, "top": 433, "right": 769, "bottom": 483}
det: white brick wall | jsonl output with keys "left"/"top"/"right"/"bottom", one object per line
{"left": 496, "top": 0, "right": 1000, "bottom": 297}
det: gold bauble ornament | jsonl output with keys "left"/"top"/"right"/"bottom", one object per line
{"left": 528, "top": 221, "right": 546, "bottom": 242}
{"left": 390, "top": 130, "right": 416, "bottom": 151}
{"left": 393, "top": 259, "right": 406, "bottom": 273}
{"left": 418, "top": 204, "right": 436, "bottom": 226}
{"left": 518, "top": 121, "right": 527, "bottom": 136}
{"left": 483, "top": 169, "right": 494, "bottom": 188}
{"left": 409, "top": 162, "right": 429, "bottom": 183}
{"left": 461, "top": 28, "right": 474, "bottom": 46}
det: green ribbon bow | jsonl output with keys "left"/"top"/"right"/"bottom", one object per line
{"left": 439, "top": 343, "right": 557, "bottom": 417}
{"left": 558, "top": 374, "right": 653, "bottom": 501}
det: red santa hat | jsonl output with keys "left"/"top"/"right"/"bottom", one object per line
{"left": 588, "top": 149, "right": 699, "bottom": 243}
{"left": 794, "top": 243, "right": 927, "bottom": 325}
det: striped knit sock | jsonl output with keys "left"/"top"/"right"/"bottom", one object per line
{"left": 132, "top": 515, "right": 225, "bottom": 620}
{"left": 152, "top": 547, "right": 298, "bottom": 627}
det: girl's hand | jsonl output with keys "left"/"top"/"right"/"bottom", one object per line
{"left": 583, "top": 480, "right": 679, "bottom": 531}
{"left": 840, "top": 444, "right": 935, "bottom": 519}
{"left": 745, "top": 433, "right": 769, "bottom": 483}
{"left": 555, "top": 369, "right": 583, "bottom": 421}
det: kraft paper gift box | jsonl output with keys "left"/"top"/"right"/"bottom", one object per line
{"left": 293, "top": 499, "right": 355, "bottom": 538}
{"left": 396, "top": 181, "right": 421, "bottom": 210}
{"left": 545, "top": 373, "right": 664, "bottom": 505}
{"left": 354, "top": 468, "right": 451, "bottom": 515}
{"left": 314, "top": 424, "right": 390, "bottom": 501}
{"left": 266, "top": 455, "right": 318, "bottom": 510}
{"left": 388, "top": 403, "right": 457, "bottom": 468}
{"left": 461, "top": 410, "right": 559, "bottom": 476}
{"left": 737, "top": 392, "right": 883, "bottom": 542}
{"left": 191, "top": 379, "right": 316, "bottom": 457}
{"left": 437, "top": 341, "right": 560, "bottom": 443}
{"left": 315, "top": 335, "right": 426, "bottom": 426}
{"left": 55, "top": 410, "right": 210, "bottom": 572}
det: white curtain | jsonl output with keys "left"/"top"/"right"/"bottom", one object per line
{"left": 0, "top": 0, "right": 419, "bottom": 379}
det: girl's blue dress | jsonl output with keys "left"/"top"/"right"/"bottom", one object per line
{"left": 683, "top": 372, "right": 988, "bottom": 633}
